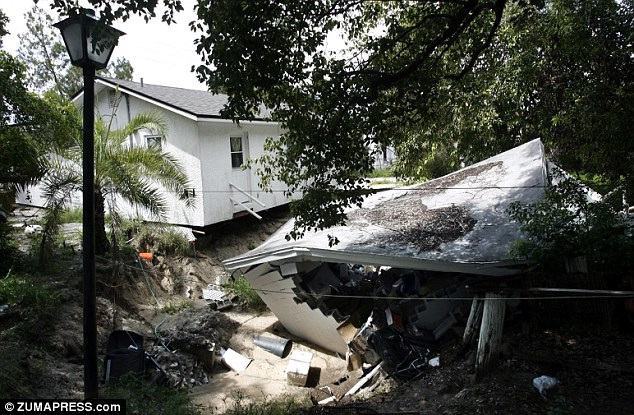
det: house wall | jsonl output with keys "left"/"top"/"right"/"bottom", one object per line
{"left": 94, "top": 89, "right": 206, "bottom": 227}
{"left": 244, "top": 263, "right": 348, "bottom": 355}
{"left": 197, "top": 121, "right": 298, "bottom": 224}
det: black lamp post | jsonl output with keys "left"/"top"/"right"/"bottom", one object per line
{"left": 54, "top": 9, "right": 124, "bottom": 400}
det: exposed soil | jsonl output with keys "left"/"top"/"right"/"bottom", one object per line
{"left": 2, "top": 205, "right": 634, "bottom": 414}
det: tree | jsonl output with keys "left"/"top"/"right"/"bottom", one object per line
{"left": 396, "top": 0, "right": 634, "bottom": 191}
{"left": 18, "top": 5, "right": 135, "bottom": 97}
{"left": 0, "top": 9, "right": 8, "bottom": 46}
{"left": 508, "top": 171, "right": 634, "bottom": 273}
{"left": 41, "top": 109, "right": 193, "bottom": 257}
{"left": 39, "top": 0, "right": 516, "bottom": 240}
{"left": 1, "top": 14, "right": 78, "bottom": 271}
{"left": 0, "top": 50, "right": 78, "bottom": 201}
{"left": 46, "top": 0, "right": 634, "bottom": 244}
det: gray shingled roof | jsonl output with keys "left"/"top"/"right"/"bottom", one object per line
{"left": 96, "top": 77, "right": 269, "bottom": 120}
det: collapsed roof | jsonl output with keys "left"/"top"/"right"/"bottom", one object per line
{"left": 225, "top": 138, "right": 553, "bottom": 276}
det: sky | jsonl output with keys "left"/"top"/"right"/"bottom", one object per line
{"left": 1, "top": 0, "right": 207, "bottom": 90}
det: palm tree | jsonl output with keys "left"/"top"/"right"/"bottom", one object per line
{"left": 42, "top": 108, "right": 193, "bottom": 258}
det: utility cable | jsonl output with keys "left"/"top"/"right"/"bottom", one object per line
{"left": 97, "top": 255, "right": 634, "bottom": 302}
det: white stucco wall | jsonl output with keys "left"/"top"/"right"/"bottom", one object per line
{"left": 94, "top": 90, "right": 205, "bottom": 226}
{"left": 197, "top": 120, "right": 298, "bottom": 225}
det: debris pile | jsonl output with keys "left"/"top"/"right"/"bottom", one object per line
{"left": 152, "top": 348, "right": 210, "bottom": 387}
{"left": 153, "top": 308, "right": 239, "bottom": 387}
{"left": 293, "top": 263, "right": 473, "bottom": 381}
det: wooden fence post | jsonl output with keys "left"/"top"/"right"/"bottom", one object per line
{"left": 475, "top": 292, "right": 506, "bottom": 380}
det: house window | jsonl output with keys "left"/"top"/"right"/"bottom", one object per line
{"left": 230, "top": 136, "right": 244, "bottom": 168}
{"left": 146, "top": 135, "right": 162, "bottom": 149}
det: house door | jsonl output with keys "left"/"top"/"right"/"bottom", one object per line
{"left": 229, "top": 132, "right": 253, "bottom": 209}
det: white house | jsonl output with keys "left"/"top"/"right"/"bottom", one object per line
{"left": 18, "top": 77, "right": 298, "bottom": 228}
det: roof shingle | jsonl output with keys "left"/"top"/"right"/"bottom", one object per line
{"left": 97, "top": 77, "right": 269, "bottom": 119}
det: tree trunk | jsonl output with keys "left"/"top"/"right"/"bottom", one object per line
{"left": 94, "top": 190, "right": 111, "bottom": 255}
{"left": 463, "top": 294, "right": 484, "bottom": 348}
{"left": 475, "top": 292, "right": 506, "bottom": 381}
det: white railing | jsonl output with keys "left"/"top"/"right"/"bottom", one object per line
{"left": 229, "top": 182, "right": 265, "bottom": 207}
{"left": 229, "top": 182, "right": 265, "bottom": 219}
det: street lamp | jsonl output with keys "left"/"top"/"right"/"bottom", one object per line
{"left": 54, "top": 9, "right": 124, "bottom": 400}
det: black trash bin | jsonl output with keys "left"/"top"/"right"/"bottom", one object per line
{"left": 104, "top": 330, "right": 146, "bottom": 383}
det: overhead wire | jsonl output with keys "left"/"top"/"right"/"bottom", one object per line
{"left": 95, "top": 255, "right": 634, "bottom": 302}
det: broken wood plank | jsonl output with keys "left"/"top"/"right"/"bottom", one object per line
{"left": 463, "top": 294, "right": 483, "bottom": 347}
{"left": 475, "top": 292, "right": 506, "bottom": 380}
{"left": 344, "top": 362, "right": 384, "bottom": 396}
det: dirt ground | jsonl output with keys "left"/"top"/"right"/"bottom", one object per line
{"left": 3, "top": 205, "right": 634, "bottom": 414}
{"left": 188, "top": 309, "right": 353, "bottom": 413}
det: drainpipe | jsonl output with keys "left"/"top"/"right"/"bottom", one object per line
{"left": 124, "top": 92, "right": 132, "bottom": 147}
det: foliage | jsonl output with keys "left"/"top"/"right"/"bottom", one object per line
{"left": 104, "top": 375, "right": 202, "bottom": 415}
{"left": 43, "top": 0, "right": 515, "bottom": 240}
{"left": 18, "top": 5, "right": 134, "bottom": 98}
{"left": 0, "top": 51, "right": 79, "bottom": 201}
{"left": 42, "top": 0, "right": 633, "bottom": 242}
{"left": 398, "top": 0, "right": 634, "bottom": 185}
{"left": 135, "top": 223, "right": 192, "bottom": 256}
{"left": 224, "top": 276, "right": 267, "bottom": 312}
{"left": 0, "top": 222, "right": 20, "bottom": 276}
{"left": 0, "top": 9, "right": 8, "bottom": 44}
{"left": 366, "top": 168, "right": 394, "bottom": 179}
{"left": 222, "top": 391, "right": 307, "bottom": 415}
{"left": 0, "top": 270, "right": 61, "bottom": 311}
{"left": 41, "top": 106, "right": 193, "bottom": 257}
{"left": 58, "top": 206, "right": 83, "bottom": 223}
{"left": 507, "top": 173, "right": 634, "bottom": 272}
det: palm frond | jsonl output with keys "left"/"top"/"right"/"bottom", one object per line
{"left": 115, "top": 111, "right": 169, "bottom": 140}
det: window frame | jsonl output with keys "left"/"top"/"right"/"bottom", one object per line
{"left": 230, "top": 135, "right": 244, "bottom": 168}
{"left": 146, "top": 135, "right": 163, "bottom": 149}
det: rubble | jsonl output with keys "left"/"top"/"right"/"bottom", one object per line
{"left": 288, "top": 262, "right": 475, "bottom": 382}
{"left": 154, "top": 308, "right": 239, "bottom": 387}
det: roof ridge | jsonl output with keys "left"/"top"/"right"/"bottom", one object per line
{"left": 96, "top": 75, "right": 213, "bottom": 94}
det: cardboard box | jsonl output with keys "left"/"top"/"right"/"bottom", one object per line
{"left": 286, "top": 350, "right": 313, "bottom": 386}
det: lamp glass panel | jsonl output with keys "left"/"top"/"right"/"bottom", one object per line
{"left": 86, "top": 30, "right": 116, "bottom": 67}
{"left": 61, "top": 23, "right": 84, "bottom": 63}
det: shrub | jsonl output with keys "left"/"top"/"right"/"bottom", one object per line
{"left": 224, "top": 276, "right": 267, "bottom": 312}
{"left": 507, "top": 173, "right": 634, "bottom": 272}
{"left": 135, "top": 223, "right": 192, "bottom": 256}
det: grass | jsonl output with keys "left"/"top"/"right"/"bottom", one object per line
{"left": 366, "top": 167, "right": 394, "bottom": 178}
{"left": 58, "top": 206, "right": 83, "bottom": 223}
{"left": 224, "top": 276, "right": 267, "bottom": 312}
{"left": 0, "top": 269, "right": 61, "bottom": 312}
{"left": 104, "top": 375, "right": 203, "bottom": 415}
{"left": 222, "top": 391, "right": 308, "bottom": 415}
{"left": 162, "top": 300, "right": 192, "bottom": 315}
